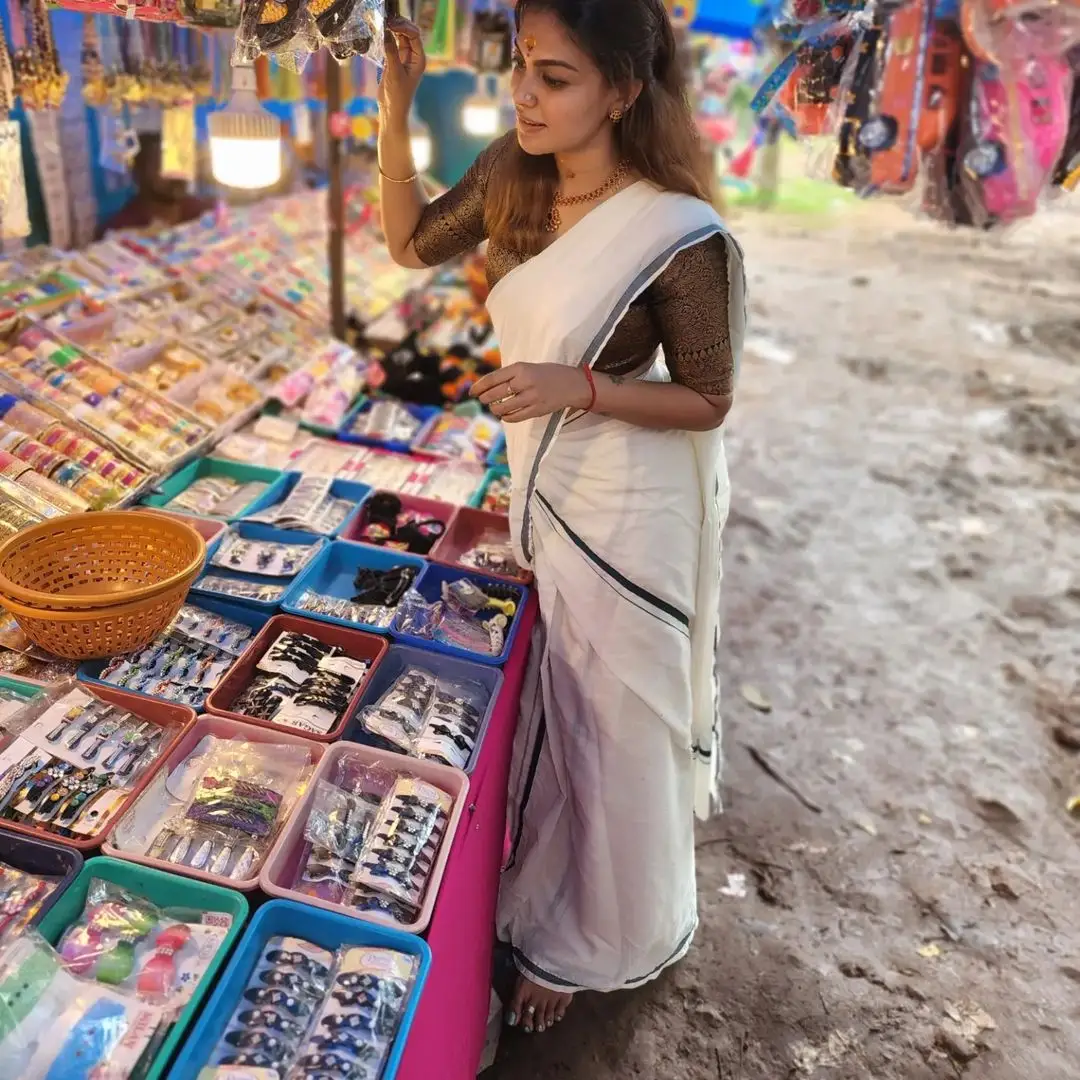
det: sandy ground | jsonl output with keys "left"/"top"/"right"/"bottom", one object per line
{"left": 487, "top": 193, "right": 1080, "bottom": 1079}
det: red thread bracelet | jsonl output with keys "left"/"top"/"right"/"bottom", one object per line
{"left": 582, "top": 366, "right": 597, "bottom": 412}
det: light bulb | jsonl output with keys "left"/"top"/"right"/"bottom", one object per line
{"left": 209, "top": 63, "right": 282, "bottom": 191}
{"left": 463, "top": 98, "right": 500, "bottom": 137}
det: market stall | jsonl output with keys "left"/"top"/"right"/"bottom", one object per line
{"left": 0, "top": 1, "right": 533, "bottom": 1076}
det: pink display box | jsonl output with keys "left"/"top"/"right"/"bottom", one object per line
{"left": 396, "top": 593, "right": 539, "bottom": 1080}
{"left": 339, "top": 491, "right": 456, "bottom": 550}
{"left": 102, "top": 714, "right": 325, "bottom": 892}
{"left": 431, "top": 506, "right": 532, "bottom": 585}
{"left": 259, "top": 741, "right": 469, "bottom": 935}
{"left": 205, "top": 614, "right": 389, "bottom": 743}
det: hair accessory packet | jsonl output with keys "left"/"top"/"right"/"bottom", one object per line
{"left": 212, "top": 529, "right": 321, "bottom": 579}
{"left": 347, "top": 399, "right": 426, "bottom": 447}
{"left": 204, "top": 935, "right": 417, "bottom": 1080}
{"left": 112, "top": 740, "right": 314, "bottom": 884}
{"left": 358, "top": 667, "right": 489, "bottom": 771}
{"left": 0, "top": 931, "right": 170, "bottom": 1080}
{"left": 95, "top": 604, "right": 258, "bottom": 710}
{"left": 457, "top": 528, "right": 520, "bottom": 579}
{"left": 244, "top": 475, "right": 355, "bottom": 535}
{"left": 166, "top": 476, "right": 271, "bottom": 519}
{"left": 356, "top": 492, "right": 446, "bottom": 555}
{"left": 232, "top": 631, "right": 373, "bottom": 736}
{"left": 57, "top": 876, "right": 232, "bottom": 1013}
{"left": 0, "top": 685, "right": 169, "bottom": 841}
{"left": 296, "top": 564, "right": 420, "bottom": 630}
{"left": 395, "top": 578, "right": 520, "bottom": 657}
{"left": 0, "top": 861, "right": 58, "bottom": 943}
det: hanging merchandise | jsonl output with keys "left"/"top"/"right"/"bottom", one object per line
{"left": 234, "top": 0, "right": 388, "bottom": 69}
{"left": 471, "top": 4, "right": 512, "bottom": 73}
{"left": 0, "top": 20, "right": 30, "bottom": 244}
{"left": 161, "top": 102, "right": 197, "bottom": 183}
{"left": 9, "top": 0, "right": 71, "bottom": 248}
{"left": 755, "top": 0, "right": 1080, "bottom": 228}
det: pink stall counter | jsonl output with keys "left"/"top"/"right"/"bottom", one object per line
{"left": 396, "top": 592, "right": 538, "bottom": 1080}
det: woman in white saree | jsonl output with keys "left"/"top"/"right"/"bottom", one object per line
{"left": 378, "top": 0, "right": 745, "bottom": 1037}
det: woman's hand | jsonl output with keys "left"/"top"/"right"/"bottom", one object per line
{"left": 379, "top": 17, "right": 426, "bottom": 124}
{"left": 472, "top": 363, "right": 592, "bottom": 423}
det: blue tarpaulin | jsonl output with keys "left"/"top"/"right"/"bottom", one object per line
{"left": 692, "top": 0, "right": 770, "bottom": 39}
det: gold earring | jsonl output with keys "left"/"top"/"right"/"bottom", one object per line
{"left": 609, "top": 107, "right": 623, "bottom": 123}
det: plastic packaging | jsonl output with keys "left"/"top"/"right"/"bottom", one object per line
{"left": 234, "top": 0, "right": 387, "bottom": 69}
{"left": 0, "top": 931, "right": 169, "bottom": 1079}
{"left": 55, "top": 876, "right": 232, "bottom": 1010}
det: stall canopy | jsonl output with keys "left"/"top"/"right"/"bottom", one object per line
{"left": 692, "top": 0, "right": 768, "bottom": 39}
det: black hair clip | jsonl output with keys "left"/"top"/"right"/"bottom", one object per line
{"left": 243, "top": 987, "right": 314, "bottom": 1016}
{"left": 236, "top": 1008, "right": 306, "bottom": 1037}
{"left": 223, "top": 1028, "right": 289, "bottom": 1059}
{"left": 260, "top": 969, "right": 322, "bottom": 996}
{"left": 218, "top": 1051, "right": 280, "bottom": 1069}
{"left": 308, "top": 1031, "right": 383, "bottom": 1058}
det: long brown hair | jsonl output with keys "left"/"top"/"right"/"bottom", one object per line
{"left": 485, "top": 0, "right": 714, "bottom": 255}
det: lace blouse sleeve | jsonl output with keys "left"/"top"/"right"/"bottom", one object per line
{"left": 650, "top": 235, "right": 736, "bottom": 398}
{"left": 411, "top": 133, "right": 513, "bottom": 267}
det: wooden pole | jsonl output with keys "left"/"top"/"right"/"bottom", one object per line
{"left": 327, "top": 55, "right": 347, "bottom": 341}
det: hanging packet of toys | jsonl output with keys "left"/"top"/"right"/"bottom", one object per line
{"left": 235, "top": 0, "right": 388, "bottom": 69}
{"left": 754, "top": 0, "right": 1080, "bottom": 227}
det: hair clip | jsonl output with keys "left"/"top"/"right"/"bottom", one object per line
{"left": 235, "top": 1008, "right": 306, "bottom": 1038}
{"left": 265, "top": 949, "right": 331, "bottom": 980}
{"left": 223, "top": 1028, "right": 290, "bottom": 1059}
{"left": 217, "top": 1051, "right": 281, "bottom": 1070}
{"left": 243, "top": 987, "right": 314, "bottom": 1016}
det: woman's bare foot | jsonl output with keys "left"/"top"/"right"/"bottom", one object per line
{"left": 506, "top": 973, "right": 573, "bottom": 1033}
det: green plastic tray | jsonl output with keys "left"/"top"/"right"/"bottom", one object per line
{"left": 140, "top": 457, "right": 286, "bottom": 520}
{"left": 0, "top": 675, "right": 45, "bottom": 702}
{"left": 36, "top": 855, "right": 249, "bottom": 1080}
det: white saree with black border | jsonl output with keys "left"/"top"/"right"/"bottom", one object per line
{"left": 487, "top": 181, "right": 747, "bottom": 994}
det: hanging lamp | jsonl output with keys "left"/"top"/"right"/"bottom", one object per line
{"left": 409, "top": 109, "right": 433, "bottom": 173}
{"left": 208, "top": 61, "right": 282, "bottom": 190}
{"left": 462, "top": 73, "right": 500, "bottom": 137}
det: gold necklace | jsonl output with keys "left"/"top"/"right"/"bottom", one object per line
{"left": 545, "top": 160, "right": 632, "bottom": 233}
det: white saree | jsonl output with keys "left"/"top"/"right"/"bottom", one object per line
{"left": 488, "top": 182, "right": 747, "bottom": 994}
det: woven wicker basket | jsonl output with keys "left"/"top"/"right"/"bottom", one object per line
{"left": 0, "top": 511, "right": 205, "bottom": 611}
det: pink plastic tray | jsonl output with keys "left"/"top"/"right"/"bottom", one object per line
{"left": 259, "top": 742, "right": 469, "bottom": 935}
{"left": 430, "top": 506, "right": 531, "bottom": 585}
{"left": 204, "top": 614, "right": 389, "bottom": 743}
{"left": 338, "top": 491, "right": 456, "bottom": 551}
{"left": 0, "top": 685, "right": 196, "bottom": 853}
{"left": 102, "top": 714, "right": 325, "bottom": 892}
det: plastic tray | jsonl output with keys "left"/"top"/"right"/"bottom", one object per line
{"left": 392, "top": 563, "right": 528, "bottom": 667}
{"left": 239, "top": 474, "right": 372, "bottom": 538}
{"left": 282, "top": 541, "right": 427, "bottom": 637}
{"left": 135, "top": 508, "right": 228, "bottom": 546}
{"left": 468, "top": 465, "right": 511, "bottom": 514}
{"left": 338, "top": 398, "right": 442, "bottom": 453}
{"left": 341, "top": 644, "right": 503, "bottom": 775}
{"left": 167, "top": 898, "right": 431, "bottom": 1080}
{"left": 486, "top": 432, "right": 507, "bottom": 469}
{"left": 0, "top": 831, "right": 83, "bottom": 927}
{"left": 0, "top": 686, "right": 196, "bottom": 853}
{"left": 141, "top": 458, "right": 290, "bottom": 521}
{"left": 204, "top": 614, "right": 388, "bottom": 743}
{"left": 76, "top": 595, "right": 270, "bottom": 706}
{"left": 102, "top": 713, "right": 325, "bottom": 891}
{"left": 430, "top": 506, "right": 531, "bottom": 585}
{"left": 259, "top": 742, "right": 469, "bottom": 935}
{"left": 36, "top": 856, "right": 249, "bottom": 1080}
{"left": 190, "top": 522, "right": 329, "bottom": 615}
{"left": 338, "top": 490, "right": 456, "bottom": 550}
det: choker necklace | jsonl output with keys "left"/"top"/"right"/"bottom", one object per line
{"left": 545, "top": 159, "right": 632, "bottom": 233}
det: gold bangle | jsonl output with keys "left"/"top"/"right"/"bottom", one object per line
{"left": 379, "top": 166, "right": 419, "bottom": 184}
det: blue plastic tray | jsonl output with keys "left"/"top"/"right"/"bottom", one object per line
{"left": 468, "top": 465, "right": 510, "bottom": 510}
{"left": 140, "top": 458, "right": 291, "bottom": 522}
{"left": 76, "top": 595, "right": 269, "bottom": 706}
{"left": 341, "top": 643, "right": 504, "bottom": 774}
{"left": 338, "top": 398, "right": 441, "bottom": 453}
{"left": 282, "top": 540, "right": 426, "bottom": 636}
{"left": 0, "top": 831, "right": 83, "bottom": 927}
{"left": 239, "top": 475, "right": 373, "bottom": 538}
{"left": 167, "top": 899, "right": 432, "bottom": 1080}
{"left": 392, "top": 563, "right": 527, "bottom": 666}
{"left": 190, "top": 523, "right": 328, "bottom": 615}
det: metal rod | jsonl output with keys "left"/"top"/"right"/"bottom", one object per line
{"left": 327, "top": 56, "right": 347, "bottom": 341}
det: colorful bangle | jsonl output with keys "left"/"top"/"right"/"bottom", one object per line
{"left": 582, "top": 366, "right": 597, "bottom": 412}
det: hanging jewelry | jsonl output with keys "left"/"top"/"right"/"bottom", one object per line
{"left": 545, "top": 159, "right": 632, "bottom": 233}
{"left": 81, "top": 16, "right": 108, "bottom": 108}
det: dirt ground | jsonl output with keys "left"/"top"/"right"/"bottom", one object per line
{"left": 488, "top": 194, "right": 1080, "bottom": 1079}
